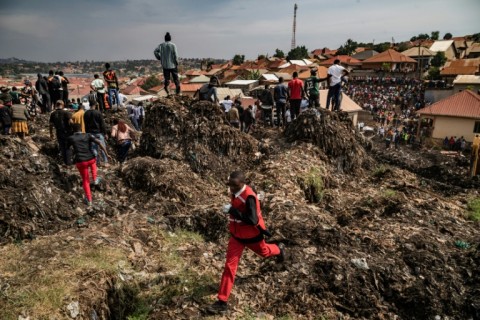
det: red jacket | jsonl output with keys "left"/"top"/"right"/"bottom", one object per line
{"left": 229, "top": 185, "right": 266, "bottom": 240}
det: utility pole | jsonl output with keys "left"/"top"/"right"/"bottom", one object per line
{"left": 291, "top": 3, "right": 298, "bottom": 50}
{"left": 418, "top": 41, "right": 422, "bottom": 80}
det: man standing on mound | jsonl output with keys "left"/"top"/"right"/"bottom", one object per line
{"left": 154, "top": 32, "right": 181, "bottom": 95}
{"left": 207, "top": 171, "right": 285, "bottom": 314}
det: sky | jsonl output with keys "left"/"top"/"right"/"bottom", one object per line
{"left": 0, "top": 0, "right": 479, "bottom": 62}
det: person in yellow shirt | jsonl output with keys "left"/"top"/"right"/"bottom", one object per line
{"left": 71, "top": 104, "right": 85, "bottom": 133}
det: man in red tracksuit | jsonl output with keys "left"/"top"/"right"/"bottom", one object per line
{"left": 207, "top": 171, "right": 285, "bottom": 314}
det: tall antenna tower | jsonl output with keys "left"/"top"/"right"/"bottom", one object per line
{"left": 291, "top": 3, "right": 298, "bottom": 50}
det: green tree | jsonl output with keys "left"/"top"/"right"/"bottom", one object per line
{"left": 427, "top": 66, "right": 441, "bottom": 80}
{"left": 287, "top": 45, "right": 309, "bottom": 60}
{"left": 141, "top": 75, "right": 162, "bottom": 91}
{"left": 273, "top": 48, "right": 285, "bottom": 58}
{"left": 431, "top": 31, "right": 440, "bottom": 41}
{"left": 242, "top": 69, "right": 261, "bottom": 80}
{"left": 232, "top": 54, "right": 245, "bottom": 66}
{"left": 373, "top": 42, "right": 391, "bottom": 53}
{"left": 443, "top": 32, "right": 453, "bottom": 40}
{"left": 471, "top": 33, "right": 480, "bottom": 42}
{"left": 257, "top": 54, "right": 266, "bottom": 60}
{"left": 430, "top": 52, "right": 446, "bottom": 68}
{"left": 336, "top": 38, "right": 358, "bottom": 55}
{"left": 396, "top": 42, "right": 409, "bottom": 52}
{"left": 418, "top": 33, "right": 430, "bottom": 40}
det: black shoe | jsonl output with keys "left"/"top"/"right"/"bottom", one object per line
{"left": 206, "top": 300, "right": 228, "bottom": 314}
{"left": 277, "top": 242, "right": 286, "bottom": 263}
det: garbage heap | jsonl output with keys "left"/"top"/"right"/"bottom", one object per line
{"left": 0, "top": 136, "right": 79, "bottom": 242}
{"left": 284, "top": 109, "right": 373, "bottom": 172}
{"left": 140, "top": 98, "right": 259, "bottom": 180}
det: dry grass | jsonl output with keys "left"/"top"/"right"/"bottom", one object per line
{"left": 0, "top": 238, "right": 127, "bottom": 320}
{"left": 0, "top": 225, "right": 212, "bottom": 320}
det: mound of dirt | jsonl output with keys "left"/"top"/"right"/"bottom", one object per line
{"left": 370, "top": 142, "right": 480, "bottom": 193}
{"left": 284, "top": 109, "right": 373, "bottom": 172}
{"left": 0, "top": 136, "right": 83, "bottom": 242}
{"left": 139, "top": 98, "right": 259, "bottom": 179}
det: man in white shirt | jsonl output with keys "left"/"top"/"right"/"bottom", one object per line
{"left": 326, "top": 59, "right": 349, "bottom": 111}
{"left": 90, "top": 74, "right": 106, "bottom": 112}
{"left": 117, "top": 92, "right": 127, "bottom": 111}
{"left": 220, "top": 95, "right": 233, "bottom": 113}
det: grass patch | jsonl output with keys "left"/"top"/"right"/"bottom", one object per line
{"left": 383, "top": 189, "right": 396, "bottom": 198}
{"left": 0, "top": 239, "right": 127, "bottom": 320}
{"left": 466, "top": 198, "right": 480, "bottom": 221}
{"left": 299, "top": 167, "right": 324, "bottom": 203}
{"left": 372, "top": 165, "right": 390, "bottom": 178}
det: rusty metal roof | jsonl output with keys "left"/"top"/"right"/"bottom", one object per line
{"left": 417, "top": 90, "right": 480, "bottom": 119}
{"left": 363, "top": 49, "right": 417, "bottom": 64}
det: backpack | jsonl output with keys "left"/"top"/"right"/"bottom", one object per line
{"left": 51, "top": 76, "right": 62, "bottom": 90}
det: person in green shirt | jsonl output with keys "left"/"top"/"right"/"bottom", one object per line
{"left": 304, "top": 68, "right": 326, "bottom": 108}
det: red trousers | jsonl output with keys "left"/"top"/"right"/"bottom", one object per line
{"left": 75, "top": 158, "right": 97, "bottom": 202}
{"left": 218, "top": 236, "right": 280, "bottom": 302}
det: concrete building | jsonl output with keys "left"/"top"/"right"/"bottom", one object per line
{"left": 416, "top": 90, "right": 480, "bottom": 142}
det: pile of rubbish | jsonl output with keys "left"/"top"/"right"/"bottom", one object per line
{"left": 140, "top": 97, "right": 259, "bottom": 179}
{"left": 0, "top": 136, "right": 80, "bottom": 242}
{"left": 284, "top": 109, "right": 373, "bottom": 172}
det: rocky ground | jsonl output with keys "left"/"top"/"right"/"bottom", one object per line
{"left": 0, "top": 96, "right": 478, "bottom": 320}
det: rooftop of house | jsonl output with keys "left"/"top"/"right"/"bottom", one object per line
{"left": 453, "top": 75, "right": 480, "bottom": 85}
{"left": 318, "top": 90, "right": 363, "bottom": 113}
{"left": 319, "top": 55, "right": 362, "bottom": 66}
{"left": 362, "top": 49, "right": 417, "bottom": 64}
{"left": 429, "top": 40, "right": 455, "bottom": 52}
{"left": 402, "top": 47, "right": 436, "bottom": 57}
{"left": 225, "top": 80, "right": 259, "bottom": 86}
{"left": 351, "top": 49, "right": 379, "bottom": 61}
{"left": 417, "top": 90, "right": 480, "bottom": 119}
{"left": 188, "top": 75, "right": 211, "bottom": 83}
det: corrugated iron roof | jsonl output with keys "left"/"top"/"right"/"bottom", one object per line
{"left": 225, "top": 80, "right": 258, "bottom": 86}
{"left": 351, "top": 50, "right": 379, "bottom": 61}
{"left": 402, "top": 46, "right": 436, "bottom": 57}
{"left": 362, "top": 49, "right": 417, "bottom": 64}
{"left": 178, "top": 83, "right": 203, "bottom": 92}
{"left": 122, "top": 85, "right": 149, "bottom": 96}
{"left": 319, "top": 55, "right": 362, "bottom": 66}
{"left": 189, "top": 75, "right": 211, "bottom": 83}
{"left": 453, "top": 75, "right": 480, "bottom": 85}
{"left": 261, "top": 74, "right": 279, "bottom": 82}
{"left": 216, "top": 88, "right": 244, "bottom": 101}
{"left": 429, "top": 40, "right": 455, "bottom": 52}
{"left": 440, "top": 66, "right": 478, "bottom": 75}
{"left": 298, "top": 66, "right": 328, "bottom": 80}
{"left": 445, "top": 58, "right": 480, "bottom": 67}
{"left": 417, "top": 90, "right": 480, "bottom": 119}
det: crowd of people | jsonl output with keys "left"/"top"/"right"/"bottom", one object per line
{"left": 0, "top": 62, "right": 143, "bottom": 207}
{"left": 342, "top": 76, "right": 433, "bottom": 148}
{"left": 205, "top": 60, "right": 349, "bottom": 133}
